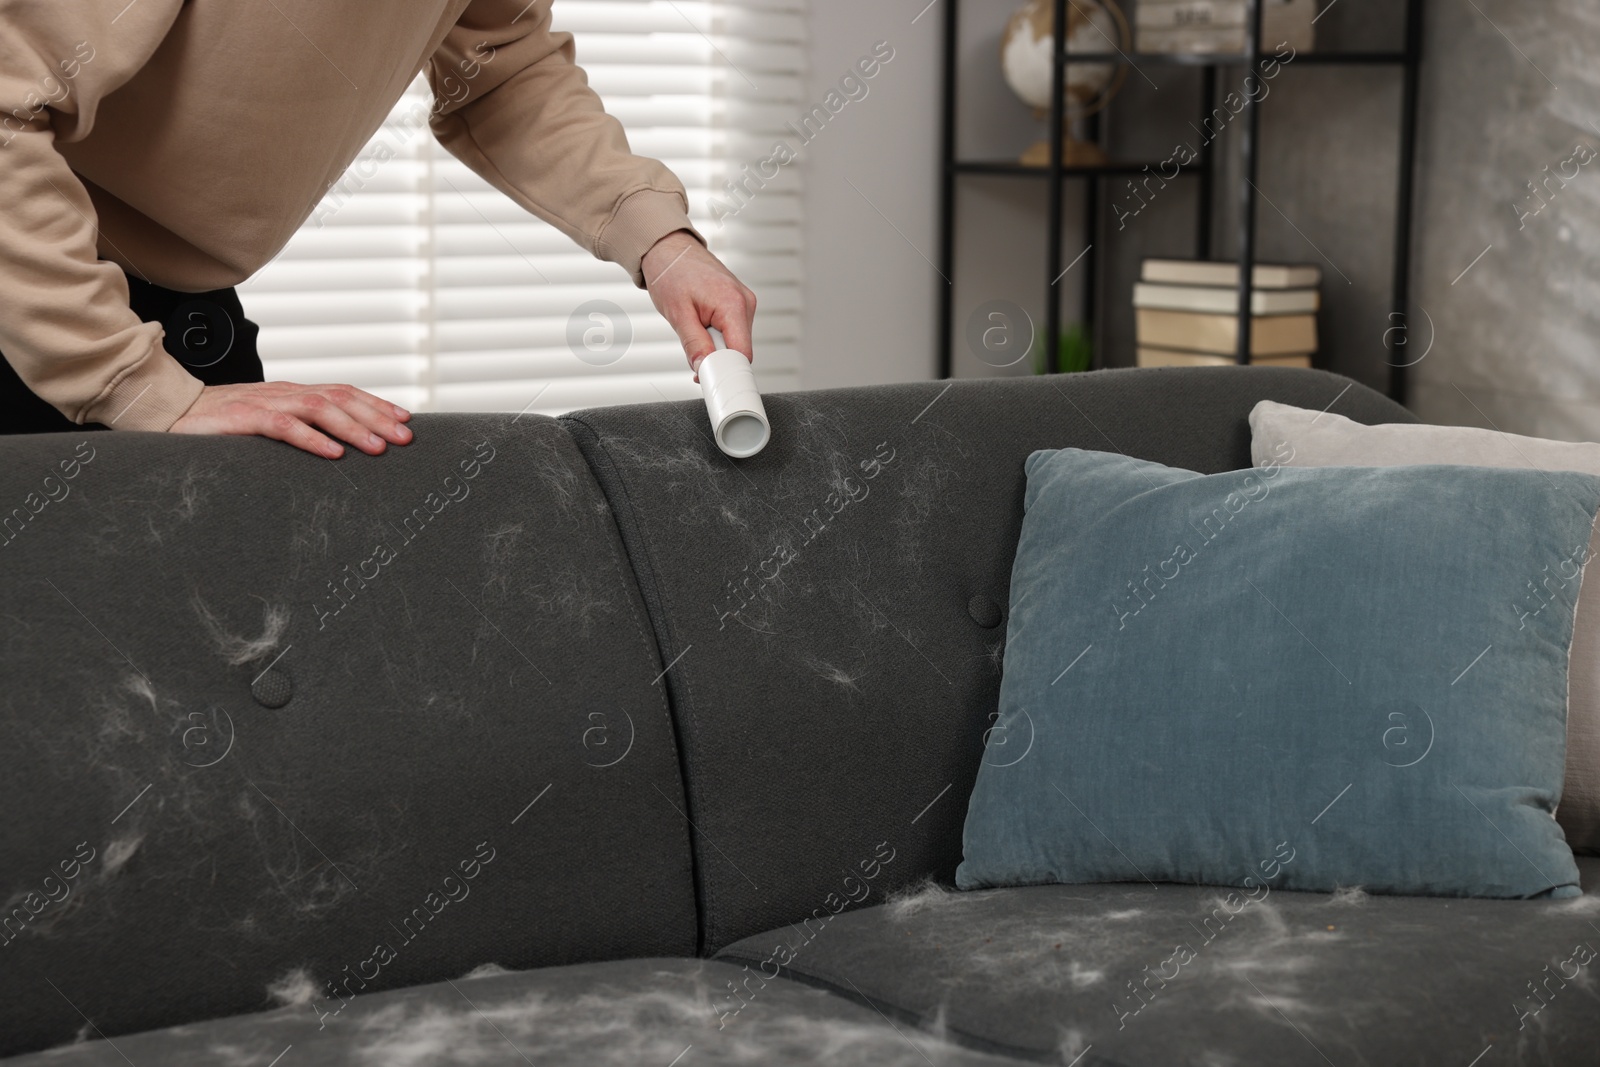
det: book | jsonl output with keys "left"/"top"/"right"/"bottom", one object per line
{"left": 1137, "top": 348, "right": 1312, "bottom": 369}
{"left": 1136, "top": 0, "right": 1315, "bottom": 53}
{"left": 1141, "top": 259, "right": 1322, "bottom": 290}
{"left": 1133, "top": 282, "right": 1319, "bottom": 316}
{"left": 1136, "top": 309, "right": 1316, "bottom": 356}
{"left": 1136, "top": 1, "right": 1252, "bottom": 29}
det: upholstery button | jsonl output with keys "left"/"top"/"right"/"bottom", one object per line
{"left": 251, "top": 664, "right": 293, "bottom": 708}
{"left": 968, "top": 595, "right": 1004, "bottom": 628}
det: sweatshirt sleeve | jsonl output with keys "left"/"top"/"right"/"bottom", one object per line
{"left": 0, "top": 1, "right": 204, "bottom": 431}
{"left": 427, "top": 0, "right": 705, "bottom": 289}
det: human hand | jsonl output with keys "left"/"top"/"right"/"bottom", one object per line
{"left": 641, "top": 230, "right": 757, "bottom": 381}
{"left": 168, "top": 382, "right": 413, "bottom": 459}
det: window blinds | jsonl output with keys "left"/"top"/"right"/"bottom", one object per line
{"left": 240, "top": 0, "right": 805, "bottom": 418}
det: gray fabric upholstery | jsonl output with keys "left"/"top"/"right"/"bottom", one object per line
{"left": 0, "top": 959, "right": 1029, "bottom": 1066}
{"left": 717, "top": 858, "right": 1600, "bottom": 1065}
{"left": 0, "top": 415, "right": 696, "bottom": 1058}
{"left": 562, "top": 368, "right": 1415, "bottom": 952}
{"left": 26, "top": 367, "right": 1560, "bottom": 1067}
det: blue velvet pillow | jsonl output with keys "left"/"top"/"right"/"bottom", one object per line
{"left": 958, "top": 449, "right": 1600, "bottom": 899}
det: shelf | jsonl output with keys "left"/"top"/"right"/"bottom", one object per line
{"left": 1059, "top": 50, "right": 1408, "bottom": 66}
{"left": 952, "top": 160, "right": 1204, "bottom": 178}
{"left": 936, "top": 0, "right": 1423, "bottom": 401}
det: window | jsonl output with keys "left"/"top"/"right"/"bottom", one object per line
{"left": 241, "top": 0, "right": 804, "bottom": 417}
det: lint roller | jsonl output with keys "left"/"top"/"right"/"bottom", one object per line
{"left": 697, "top": 327, "right": 770, "bottom": 459}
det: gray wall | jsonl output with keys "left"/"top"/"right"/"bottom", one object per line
{"left": 1409, "top": 0, "right": 1600, "bottom": 439}
{"left": 798, "top": 2, "right": 943, "bottom": 388}
{"left": 800, "top": 0, "right": 1600, "bottom": 441}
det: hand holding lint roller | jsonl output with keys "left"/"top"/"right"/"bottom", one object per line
{"left": 697, "top": 327, "right": 770, "bottom": 458}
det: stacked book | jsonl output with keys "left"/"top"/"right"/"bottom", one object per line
{"left": 1134, "top": 259, "right": 1320, "bottom": 369}
{"left": 1135, "top": 0, "right": 1315, "bottom": 54}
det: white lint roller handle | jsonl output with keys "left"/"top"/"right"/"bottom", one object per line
{"left": 698, "top": 328, "right": 770, "bottom": 459}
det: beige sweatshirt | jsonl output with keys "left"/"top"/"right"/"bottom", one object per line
{"left": 0, "top": 0, "right": 698, "bottom": 431}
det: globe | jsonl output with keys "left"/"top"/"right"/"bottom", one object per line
{"left": 1000, "top": 0, "right": 1129, "bottom": 166}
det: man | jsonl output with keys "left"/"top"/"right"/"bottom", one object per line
{"left": 0, "top": 0, "right": 756, "bottom": 457}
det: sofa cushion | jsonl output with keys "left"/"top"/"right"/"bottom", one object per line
{"left": 958, "top": 449, "right": 1596, "bottom": 899}
{"left": 0, "top": 415, "right": 696, "bottom": 1057}
{"left": 717, "top": 857, "right": 1600, "bottom": 1065}
{"left": 0, "top": 959, "right": 1031, "bottom": 1066}
{"left": 562, "top": 367, "right": 1414, "bottom": 952}
{"left": 1250, "top": 398, "right": 1600, "bottom": 854}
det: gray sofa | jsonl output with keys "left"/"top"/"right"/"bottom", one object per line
{"left": 2, "top": 368, "right": 1595, "bottom": 1067}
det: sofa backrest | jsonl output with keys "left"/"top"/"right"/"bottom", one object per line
{"left": 0, "top": 414, "right": 697, "bottom": 1057}
{"left": 563, "top": 367, "right": 1414, "bottom": 951}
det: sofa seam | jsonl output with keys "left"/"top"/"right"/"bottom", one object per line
{"left": 559, "top": 412, "right": 719, "bottom": 955}
{"left": 571, "top": 429, "right": 702, "bottom": 957}
{"left": 713, "top": 951, "right": 1122, "bottom": 1066}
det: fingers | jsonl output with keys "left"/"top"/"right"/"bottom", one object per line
{"left": 672, "top": 313, "right": 717, "bottom": 372}
{"left": 318, "top": 384, "right": 413, "bottom": 449}
{"left": 668, "top": 286, "right": 760, "bottom": 375}
{"left": 715, "top": 284, "right": 759, "bottom": 362}
{"left": 645, "top": 239, "right": 759, "bottom": 373}
{"left": 167, "top": 381, "right": 414, "bottom": 460}
{"left": 278, "top": 391, "right": 392, "bottom": 457}
{"left": 246, "top": 403, "right": 346, "bottom": 459}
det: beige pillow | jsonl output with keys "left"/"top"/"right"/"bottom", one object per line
{"left": 1249, "top": 399, "right": 1600, "bottom": 855}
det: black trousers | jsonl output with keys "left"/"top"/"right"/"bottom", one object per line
{"left": 0, "top": 266, "right": 265, "bottom": 435}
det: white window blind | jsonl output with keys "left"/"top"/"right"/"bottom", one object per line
{"left": 240, "top": 0, "right": 805, "bottom": 417}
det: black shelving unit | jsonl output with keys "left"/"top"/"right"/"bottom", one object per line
{"left": 936, "top": 0, "right": 1425, "bottom": 404}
